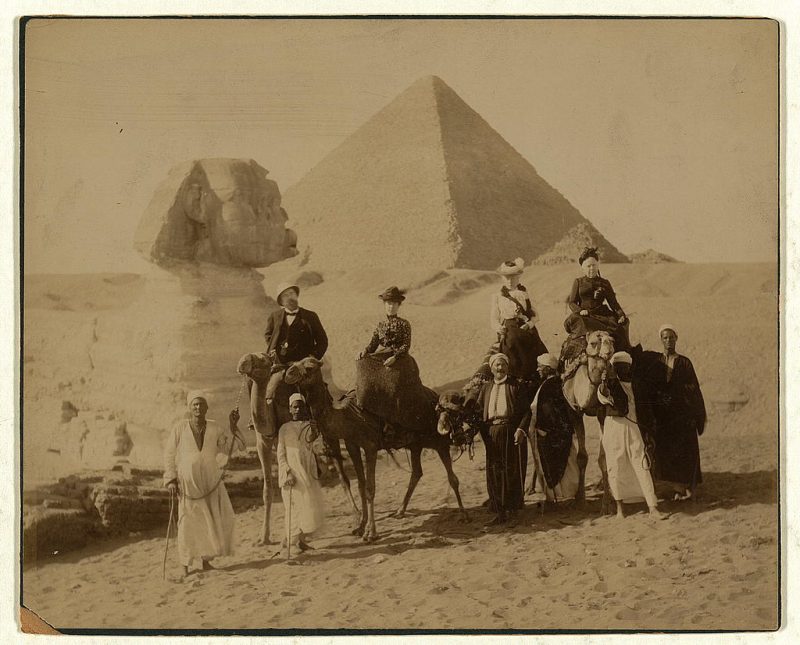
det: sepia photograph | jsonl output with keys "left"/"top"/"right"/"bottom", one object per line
{"left": 18, "top": 16, "right": 780, "bottom": 635}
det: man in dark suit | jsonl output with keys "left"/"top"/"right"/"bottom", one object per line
{"left": 467, "top": 353, "right": 533, "bottom": 528}
{"left": 264, "top": 282, "right": 328, "bottom": 405}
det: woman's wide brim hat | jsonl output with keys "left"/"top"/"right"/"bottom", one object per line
{"left": 497, "top": 257, "right": 525, "bottom": 276}
{"left": 275, "top": 282, "right": 300, "bottom": 301}
{"left": 379, "top": 286, "right": 406, "bottom": 302}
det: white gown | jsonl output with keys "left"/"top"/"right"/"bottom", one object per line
{"left": 599, "top": 381, "right": 658, "bottom": 506}
{"left": 277, "top": 421, "right": 325, "bottom": 543}
{"left": 163, "top": 419, "right": 235, "bottom": 566}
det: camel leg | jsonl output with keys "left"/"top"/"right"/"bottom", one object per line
{"left": 435, "top": 443, "right": 469, "bottom": 523}
{"left": 255, "top": 432, "right": 276, "bottom": 545}
{"left": 597, "top": 418, "right": 613, "bottom": 515}
{"left": 327, "top": 438, "right": 361, "bottom": 518}
{"left": 362, "top": 447, "right": 379, "bottom": 543}
{"left": 346, "top": 440, "right": 367, "bottom": 537}
{"left": 393, "top": 445, "right": 423, "bottom": 519}
{"left": 573, "top": 412, "right": 588, "bottom": 507}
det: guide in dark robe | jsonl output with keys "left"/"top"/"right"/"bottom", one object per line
{"left": 638, "top": 324, "right": 707, "bottom": 500}
{"left": 466, "top": 353, "right": 533, "bottom": 527}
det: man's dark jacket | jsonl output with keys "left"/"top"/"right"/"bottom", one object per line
{"left": 264, "top": 307, "right": 328, "bottom": 363}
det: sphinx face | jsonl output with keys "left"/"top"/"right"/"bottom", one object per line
{"left": 136, "top": 158, "right": 298, "bottom": 268}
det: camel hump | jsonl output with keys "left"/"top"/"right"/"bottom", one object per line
{"left": 355, "top": 355, "right": 435, "bottom": 430}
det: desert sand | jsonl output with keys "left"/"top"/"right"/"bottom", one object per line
{"left": 21, "top": 260, "right": 779, "bottom": 631}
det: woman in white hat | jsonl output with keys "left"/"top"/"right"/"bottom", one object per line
{"left": 163, "top": 391, "right": 237, "bottom": 577}
{"left": 277, "top": 392, "right": 325, "bottom": 555}
{"left": 489, "top": 257, "right": 548, "bottom": 379}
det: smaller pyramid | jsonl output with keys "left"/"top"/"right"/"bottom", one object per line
{"left": 531, "top": 222, "right": 630, "bottom": 265}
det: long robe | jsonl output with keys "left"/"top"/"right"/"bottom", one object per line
{"left": 598, "top": 380, "right": 658, "bottom": 506}
{"left": 277, "top": 420, "right": 325, "bottom": 543}
{"left": 470, "top": 378, "right": 533, "bottom": 514}
{"left": 529, "top": 376, "right": 580, "bottom": 501}
{"left": 163, "top": 419, "right": 235, "bottom": 566}
{"left": 637, "top": 352, "right": 707, "bottom": 488}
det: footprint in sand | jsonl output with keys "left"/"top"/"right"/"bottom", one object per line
{"left": 615, "top": 607, "right": 641, "bottom": 621}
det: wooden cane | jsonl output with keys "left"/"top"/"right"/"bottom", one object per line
{"left": 286, "top": 485, "right": 293, "bottom": 562}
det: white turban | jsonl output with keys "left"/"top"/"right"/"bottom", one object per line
{"left": 488, "top": 353, "right": 510, "bottom": 370}
{"left": 186, "top": 390, "right": 208, "bottom": 407}
{"left": 288, "top": 393, "right": 306, "bottom": 406}
{"left": 537, "top": 353, "right": 559, "bottom": 370}
{"left": 610, "top": 351, "right": 633, "bottom": 365}
{"left": 659, "top": 323, "right": 677, "bottom": 337}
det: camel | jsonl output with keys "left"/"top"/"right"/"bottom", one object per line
{"left": 236, "top": 352, "right": 360, "bottom": 545}
{"left": 282, "top": 356, "right": 468, "bottom": 543}
{"left": 558, "top": 330, "right": 658, "bottom": 514}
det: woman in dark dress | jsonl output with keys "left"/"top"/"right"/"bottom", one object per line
{"left": 563, "top": 247, "right": 631, "bottom": 350}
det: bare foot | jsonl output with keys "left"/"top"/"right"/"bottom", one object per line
{"left": 649, "top": 508, "right": 669, "bottom": 520}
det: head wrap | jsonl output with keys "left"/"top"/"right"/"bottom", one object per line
{"left": 186, "top": 390, "right": 208, "bottom": 407}
{"left": 659, "top": 323, "right": 678, "bottom": 337}
{"left": 537, "top": 353, "right": 559, "bottom": 370}
{"left": 497, "top": 257, "right": 525, "bottom": 276}
{"left": 488, "top": 353, "right": 510, "bottom": 370}
{"left": 289, "top": 393, "right": 306, "bottom": 406}
{"left": 610, "top": 351, "right": 633, "bottom": 365}
{"left": 578, "top": 246, "right": 600, "bottom": 265}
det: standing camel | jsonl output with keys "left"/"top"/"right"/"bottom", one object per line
{"left": 284, "top": 356, "right": 468, "bottom": 543}
{"left": 236, "top": 352, "right": 359, "bottom": 545}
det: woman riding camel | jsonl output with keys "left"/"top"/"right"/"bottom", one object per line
{"left": 564, "top": 247, "right": 630, "bottom": 350}
{"left": 357, "top": 286, "right": 426, "bottom": 442}
{"left": 359, "top": 286, "right": 413, "bottom": 367}
{"left": 489, "top": 257, "right": 548, "bottom": 379}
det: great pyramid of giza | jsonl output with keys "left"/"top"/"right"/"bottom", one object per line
{"left": 282, "top": 75, "right": 624, "bottom": 273}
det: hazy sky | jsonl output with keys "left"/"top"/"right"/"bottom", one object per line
{"left": 23, "top": 18, "right": 778, "bottom": 273}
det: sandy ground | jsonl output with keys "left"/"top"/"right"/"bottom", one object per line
{"left": 23, "top": 418, "right": 777, "bottom": 631}
{"left": 21, "top": 262, "right": 779, "bottom": 630}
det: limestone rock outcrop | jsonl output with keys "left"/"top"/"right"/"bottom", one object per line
{"left": 628, "top": 249, "right": 681, "bottom": 263}
{"left": 134, "top": 158, "right": 298, "bottom": 268}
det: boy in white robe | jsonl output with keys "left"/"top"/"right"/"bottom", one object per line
{"left": 277, "top": 393, "right": 325, "bottom": 555}
{"left": 163, "top": 391, "right": 237, "bottom": 577}
{"left": 598, "top": 353, "right": 667, "bottom": 520}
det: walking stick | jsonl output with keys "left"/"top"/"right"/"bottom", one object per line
{"left": 162, "top": 487, "right": 176, "bottom": 580}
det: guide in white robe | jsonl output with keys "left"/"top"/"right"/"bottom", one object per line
{"left": 599, "top": 380, "right": 658, "bottom": 507}
{"left": 277, "top": 420, "right": 325, "bottom": 544}
{"left": 163, "top": 417, "right": 235, "bottom": 566}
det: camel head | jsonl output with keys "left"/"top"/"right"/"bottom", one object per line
{"left": 283, "top": 356, "right": 324, "bottom": 386}
{"left": 585, "top": 331, "right": 615, "bottom": 362}
{"left": 236, "top": 352, "right": 273, "bottom": 382}
{"left": 436, "top": 391, "right": 479, "bottom": 448}
{"left": 583, "top": 331, "right": 615, "bottom": 386}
